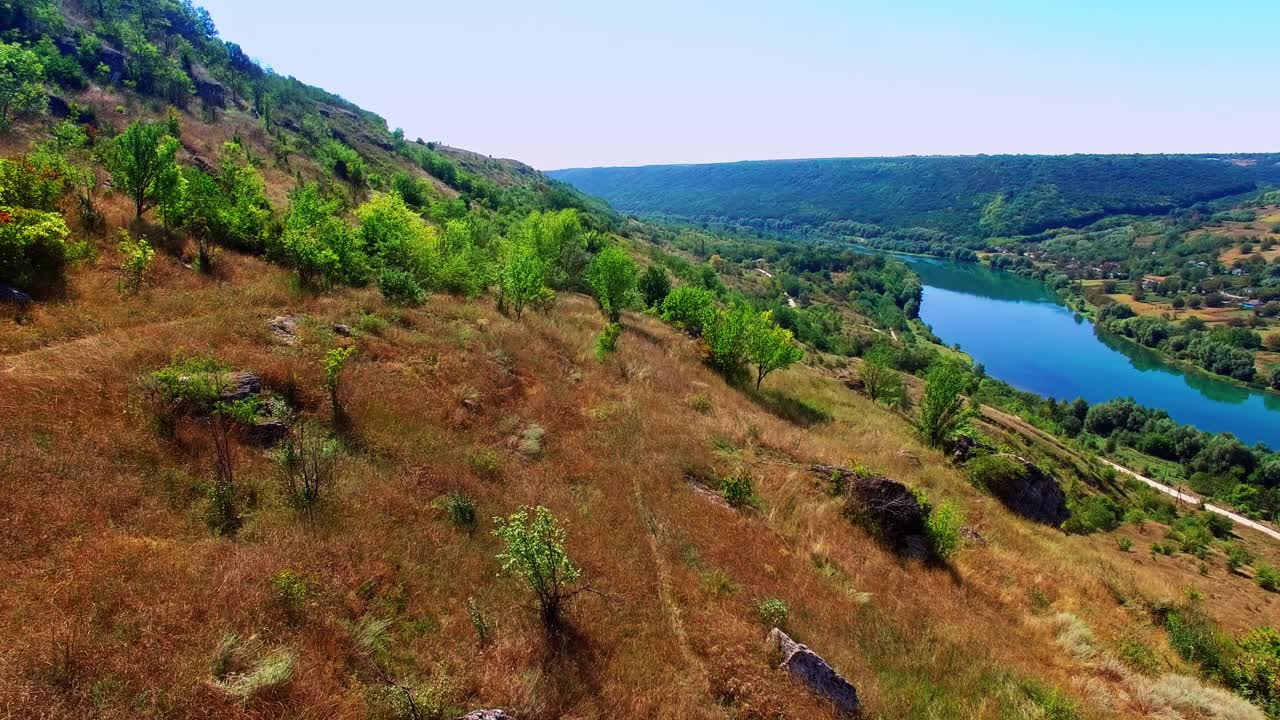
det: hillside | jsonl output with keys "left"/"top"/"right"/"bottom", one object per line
{"left": 2, "top": 3, "right": 1280, "bottom": 720}
{"left": 550, "top": 155, "right": 1280, "bottom": 242}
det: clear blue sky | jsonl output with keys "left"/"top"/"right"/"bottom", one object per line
{"left": 198, "top": 0, "right": 1279, "bottom": 170}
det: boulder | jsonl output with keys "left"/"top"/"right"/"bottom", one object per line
{"left": 765, "top": 628, "right": 860, "bottom": 717}
{"left": 814, "top": 465, "right": 928, "bottom": 559}
{"left": 242, "top": 419, "right": 288, "bottom": 446}
{"left": 189, "top": 64, "right": 227, "bottom": 108}
{"left": 333, "top": 323, "right": 354, "bottom": 337}
{"left": 267, "top": 315, "right": 301, "bottom": 345}
{"left": 949, "top": 434, "right": 992, "bottom": 464}
{"left": 216, "top": 371, "right": 262, "bottom": 403}
{"left": 452, "top": 712, "right": 512, "bottom": 720}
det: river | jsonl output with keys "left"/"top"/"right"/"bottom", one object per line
{"left": 900, "top": 256, "right": 1280, "bottom": 447}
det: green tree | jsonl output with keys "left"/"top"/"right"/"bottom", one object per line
{"left": 276, "top": 184, "right": 368, "bottom": 287}
{"left": 0, "top": 41, "right": 46, "bottom": 132}
{"left": 637, "top": 265, "right": 671, "bottom": 308}
{"left": 860, "top": 344, "right": 904, "bottom": 407}
{"left": 747, "top": 311, "right": 803, "bottom": 390}
{"left": 492, "top": 506, "right": 583, "bottom": 631}
{"left": 324, "top": 346, "right": 356, "bottom": 424}
{"left": 107, "top": 121, "right": 179, "bottom": 219}
{"left": 587, "top": 245, "right": 637, "bottom": 323}
{"left": 917, "top": 362, "right": 975, "bottom": 448}
{"left": 702, "top": 304, "right": 755, "bottom": 378}
{"left": 497, "top": 236, "right": 551, "bottom": 319}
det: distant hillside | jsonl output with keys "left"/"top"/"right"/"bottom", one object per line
{"left": 551, "top": 154, "right": 1280, "bottom": 240}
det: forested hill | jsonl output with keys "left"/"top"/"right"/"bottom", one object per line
{"left": 550, "top": 154, "right": 1280, "bottom": 240}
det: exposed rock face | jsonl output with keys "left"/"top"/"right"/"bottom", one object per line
{"left": 949, "top": 434, "right": 992, "bottom": 464}
{"left": 189, "top": 64, "right": 227, "bottom": 108}
{"left": 989, "top": 455, "right": 1070, "bottom": 526}
{"left": 452, "top": 712, "right": 512, "bottom": 720}
{"left": 766, "top": 628, "right": 860, "bottom": 717}
{"left": 813, "top": 465, "right": 928, "bottom": 559}
{"left": 217, "top": 371, "right": 262, "bottom": 403}
{"left": 242, "top": 419, "right": 288, "bottom": 446}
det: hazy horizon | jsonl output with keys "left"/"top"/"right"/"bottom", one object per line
{"left": 198, "top": 0, "right": 1280, "bottom": 170}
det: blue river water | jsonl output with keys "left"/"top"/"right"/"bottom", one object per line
{"left": 901, "top": 256, "right": 1280, "bottom": 447}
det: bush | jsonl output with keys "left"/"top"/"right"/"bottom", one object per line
{"left": 702, "top": 304, "right": 755, "bottom": 378}
{"left": 275, "top": 424, "right": 338, "bottom": 515}
{"left": 378, "top": 267, "right": 424, "bottom": 306}
{"left": 1257, "top": 565, "right": 1280, "bottom": 592}
{"left": 0, "top": 206, "right": 77, "bottom": 288}
{"left": 638, "top": 265, "right": 671, "bottom": 308}
{"left": 720, "top": 468, "right": 758, "bottom": 509}
{"left": 757, "top": 597, "right": 788, "bottom": 628}
{"left": 116, "top": 230, "right": 153, "bottom": 294}
{"left": 1117, "top": 537, "right": 1133, "bottom": 552}
{"left": 660, "top": 286, "right": 715, "bottom": 335}
{"left": 209, "top": 634, "right": 295, "bottom": 701}
{"left": 924, "top": 500, "right": 964, "bottom": 560}
{"left": 493, "top": 506, "right": 582, "bottom": 631}
{"left": 275, "top": 184, "right": 369, "bottom": 287}
{"left": 1062, "top": 495, "right": 1123, "bottom": 535}
{"left": 593, "top": 322, "right": 621, "bottom": 361}
{"left": 444, "top": 490, "right": 476, "bottom": 530}
{"left": 587, "top": 245, "right": 637, "bottom": 323}
{"left": 1225, "top": 543, "right": 1253, "bottom": 573}
{"left": 917, "top": 362, "right": 974, "bottom": 448}
{"left": 271, "top": 570, "right": 308, "bottom": 618}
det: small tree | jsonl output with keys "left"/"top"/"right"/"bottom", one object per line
{"left": 0, "top": 41, "right": 46, "bottom": 132}
{"left": 108, "top": 121, "right": 180, "bottom": 220}
{"left": 324, "top": 346, "right": 356, "bottom": 424}
{"left": 747, "top": 311, "right": 803, "bottom": 390}
{"left": 493, "top": 506, "right": 583, "bottom": 631}
{"left": 860, "top": 344, "right": 905, "bottom": 407}
{"left": 587, "top": 244, "right": 637, "bottom": 323}
{"left": 917, "top": 362, "right": 975, "bottom": 448}
{"left": 116, "top": 229, "right": 154, "bottom": 294}
{"left": 702, "top": 304, "right": 755, "bottom": 378}
{"left": 207, "top": 407, "right": 241, "bottom": 536}
{"left": 497, "top": 237, "right": 551, "bottom": 319}
{"left": 275, "top": 423, "right": 338, "bottom": 518}
{"left": 637, "top": 265, "right": 671, "bottom": 309}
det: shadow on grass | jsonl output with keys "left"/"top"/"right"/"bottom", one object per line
{"left": 745, "top": 386, "right": 833, "bottom": 427}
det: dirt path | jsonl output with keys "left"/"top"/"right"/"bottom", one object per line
{"left": 1103, "top": 459, "right": 1280, "bottom": 542}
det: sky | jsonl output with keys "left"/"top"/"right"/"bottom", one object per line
{"left": 197, "top": 0, "right": 1280, "bottom": 170}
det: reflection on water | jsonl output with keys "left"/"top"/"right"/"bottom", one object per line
{"left": 894, "top": 255, "right": 1280, "bottom": 446}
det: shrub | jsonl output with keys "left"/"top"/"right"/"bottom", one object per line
{"left": 1225, "top": 542, "right": 1253, "bottom": 573}
{"left": 1116, "top": 537, "right": 1133, "bottom": 552}
{"left": 444, "top": 490, "right": 476, "bottom": 530}
{"left": 687, "top": 393, "right": 712, "bottom": 414}
{"left": 720, "top": 468, "right": 758, "bottom": 509}
{"left": 0, "top": 206, "right": 77, "bottom": 288}
{"left": 271, "top": 570, "right": 308, "bottom": 618}
{"left": 324, "top": 346, "right": 356, "bottom": 424}
{"left": 660, "top": 285, "right": 715, "bottom": 335}
{"left": 116, "top": 230, "right": 153, "bottom": 294}
{"left": 0, "top": 41, "right": 47, "bottom": 131}
{"left": 593, "top": 321, "right": 621, "bottom": 361}
{"left": 757, "top": 597, "right": 789, "bottom": 628}
{"left": 378, "top": 267, "right": 424, "bottom": 306}
{"left": 638, "top": 265, "right": 671, "bottom": 308}
{"left": 493, "top": 506, "right": 583, "bottom": 631}
{"left": 276, "top": 184, "right": 369, "bottom": 287}
{"left": 747, "top": 311, "right": 804, "bottom": 390}
{"left": 1257, "top": 565, "right": 1280, "bottom": 592}
{"left": 965, "top": 454, "right": 1024, "bottom": 494}
{"left": 206, "top": 410, "right": 241, "bottom": 537}
{"left": 1062, "top": 496, "right": 1122, "bottom": 535}
{"left": 467, "top": 448, "right": 501, "bottom": 481}
{"left": 106, "top": 120, "right": 180, "bottom": 219}
{"left": 275, "top": 424, "right": 338, "bottom": 515}
{"left": 702, "top": 304, "right": 755, "bottom": 378}
{"left": 465, "top": 597, "right": 492, "bottom": 646}
{"left": 860, "top": 344, "right": 905, "bottom": 407}
{"left": 924, "top": 500, "right": 964, "bottom": 560}
{"left": 496, "top": 235, "right": 552, "bottom": 319}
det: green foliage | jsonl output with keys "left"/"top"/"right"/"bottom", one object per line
{"left": 116, "top": 229, "right": 153, "bottom": 294}
{"left": 168, "top": 143, "right": 274, "bottom": 266}
{"left": 276, "top": 184, "right": 368, "bottom": 287}
{"left": 702, "top": 303, "right": 756, "bottom": 378}
{"left": 275, "top": 424, "right": 338, "bottom": 514}
{"left": 146, "top": 355, "right": 227, "bottom": 415}
{"left": 1062, "top": 496, "right": 1122, "bottom": 535}
{"left": 513, "top": 208, "right": 587, "bottom": 291}
{"left": 496, "top": 233, "right": 552, "bottom": 319}
{"left": 0, "top": 205, "right": 76, "bottom": 288}
{"left": 720, "top": 468, "right": 758, "bottom": 509}
{"left": 1225, "top": 543, "right": 1253, "bottom": 573}
{"left": 492, "top": 506, "right": 582, "bottom": 630}
{"left": 444, "top": 490, "right": 476, "bottom": 530}
{"left": 660, "top": 285, "right": 715, "bottom": 335}
{"left": 324, "top": 346, "right": 355, "bottom": 422}
{"left": 1258, "top": 565, "right": 1280, "bottom": 593}
{"left": 637, "top": 265, "right": 671, "bottom": 308}
{"left": 0, "top": 40, "right": 46, "bottom": 131}
{"left": 378, "top": 267, "right": 424, "bottom": 306}
{"left": 465, "top": 597, "right": 492, "bottom": 646}
{"left": 860, "top": 344, "right": 905, "bottom": 407}
{"left": 965, "top": 454, "right": 1023, "bottom": 494}
{"left": 593, "top": 322, "right": 621, "bottom": 362}
{"left": 747, "top": 311, "right": 804, "bottom": 390}
{"left": 587, "top": 244, "right": 637, "bottom": 323}
{"left": 357, "top": 192, "right": 437, "bottom": 279}
{"left": 916, "top": 362, "right": 974, "bottom": 448}
{"left": 1116, "top": 537, "right": 1133, "bottom": 552}
{"left": 106, "top": 121, "right": 180, "bottom": 219}
{"left": 757, "top": 597, "right": 788, "bottom": 628}
{"left": 924, "top": 500, "right": 964, "bottom": 561}
{"left": 270, "top": 570, "right": 308, "bottom": 616}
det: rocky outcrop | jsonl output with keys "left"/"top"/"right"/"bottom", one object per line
{"left": 986, "top": 454, "right": 1070, "bottom": 526}
{"left": 813, "top": 465, "right": 928, "bottom": 559}
{"left": 949, "top": 434, "right": 993, "bottom": 464}
{"left": 189, "top": 63, "right": 227, "bottom": 108}
{"left": 765, "top": 628, "right": 860, "bottom": 717}
{"left": 267, "top": 315, "right": 301, "bottom": 345}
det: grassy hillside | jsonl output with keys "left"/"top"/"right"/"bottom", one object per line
{"left": 2, "top": 3, "right": 1280, "bottom": 720}
{"left": 550, "top": 155, "right": 1280, "bottom": 242}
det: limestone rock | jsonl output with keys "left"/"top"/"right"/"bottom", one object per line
{"left": 766, "top": 628, "right": 860, "bottom": 717}
{"left": 452, "top": 712, "right": 512, "bottom": 720}
{"left": 987, "top": 454, "right": 1070, "bottom": 526}
{"left": 267, "top": 315, "right": 301, "bottom": 345}
{"left": 217, "top": 371, "right": 262, "bottom": 403}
